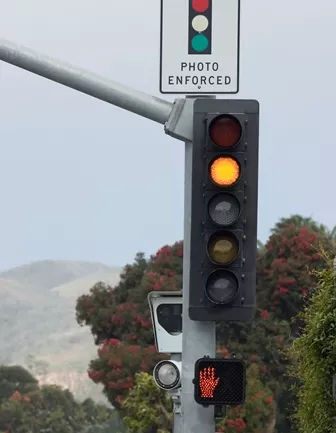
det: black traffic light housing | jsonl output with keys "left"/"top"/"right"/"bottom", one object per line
{"left": 193, "top": 356, "right": 246, "bottom": 406}
{"left": 188, "top": 99, "right": 259, "bottom": 322}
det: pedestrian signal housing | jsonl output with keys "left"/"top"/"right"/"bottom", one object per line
{"left": 194, "top": 357, "right": 246, "bottom": 406}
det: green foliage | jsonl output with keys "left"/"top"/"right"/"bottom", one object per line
{"left": 0, "top": 365, "right": 38, "bottom": 403}
{"left": 0, "top": 365, "right": 116, "bottom": 433}
{"left": 123, "top": 372, "right": 172, "bottom": 433}
{"left": 289, "top": 258, "right": 336, "bottom": 433}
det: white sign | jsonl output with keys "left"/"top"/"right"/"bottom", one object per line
{"left": 160, "top": 0, "right": 240, "bottom": 94}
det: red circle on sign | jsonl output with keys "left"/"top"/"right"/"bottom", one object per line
{"left": 192, "top": 0, "right": 209, "bottom": 13}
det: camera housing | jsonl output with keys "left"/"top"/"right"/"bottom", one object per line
{"left": 148, "top": 291, "right": 183, "bottom": 353}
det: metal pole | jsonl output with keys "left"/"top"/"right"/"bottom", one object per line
{"left": 181, "top": 138, "right": 216, "bottom": 433}
{"left": 170, "top": 354, "right": 182, "bottom": 433}
{"left": 0, "top": 39, "right": 173, "bottom": 125}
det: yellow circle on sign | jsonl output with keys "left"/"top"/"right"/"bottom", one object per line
{"left": 209, "top": 157, "right": 240, "bottom": 187}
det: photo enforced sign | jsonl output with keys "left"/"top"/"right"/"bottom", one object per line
{"left": 160, "top": 0, "right": 240, "bottom": 94}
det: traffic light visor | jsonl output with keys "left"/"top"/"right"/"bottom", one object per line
{"left": 194, "top": 358, "right": 246, "bottom": 405}
{"left": 208, "top": 193, "right": 240, "bottom": 226}
{"left": 205, "top": 270, "right": 239, "bottom": 305}
{"left": 209, "top": 115, "right": 242, "bottom": 148}
{"left": 209, "top": 157, "right": 240, "bottom": 187}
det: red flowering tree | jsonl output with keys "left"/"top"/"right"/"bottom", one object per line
{"left": 88, "top": 339, "right": 166, "bottom": 409}
{"left": 257, "top": 215, "right": 334, "bottom": 326}
{"left": 76, "top": 242, "right": 183, "bottom": 411}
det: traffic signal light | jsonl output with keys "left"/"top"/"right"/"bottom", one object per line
{"left": 188, "top": 0, "right": 212, "bottom": 54}
{"left": 188, "top": 99, "right": 259, "bottom": 322}
{"left": 194, "top": 357, "right": 246, "bottom": 405}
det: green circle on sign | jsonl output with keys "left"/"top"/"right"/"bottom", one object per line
{"left": 191, "top": 34, "right": 209, "bottom": 52}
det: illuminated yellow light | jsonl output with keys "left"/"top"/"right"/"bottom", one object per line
{"left": 210, "top": 157, "right": 240, "bottom": 186}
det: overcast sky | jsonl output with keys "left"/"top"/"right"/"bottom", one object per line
{"left": 0, "top": 0, "right": 335, "bottom": 271}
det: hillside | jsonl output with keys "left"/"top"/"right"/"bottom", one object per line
{"left": 0, "top": 260, "right": 121, "bottom": 404}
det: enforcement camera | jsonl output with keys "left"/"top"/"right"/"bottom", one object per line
{"left": 148, "top": 291, "right": 182, "bottom": 354}
{"left": 153, "top": 359, "right": 182, "bottom": 390}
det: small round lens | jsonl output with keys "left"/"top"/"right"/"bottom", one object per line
{"left": 207, "top": 232, "right": 239, "bottom": 265}
{"left": 208, "top": 194, "right": 240, "bottom": 226}
{"left": 209, "top": 157, "right": 241, "bottom": 187}
{"left": 205, "top": 270, "right": 239, "bottom": 304}
{"left": 157, "top": 363, "right": 178, "bottom": 387}
{"left": 209, "top": 115, "right": 242, "bottom": 148}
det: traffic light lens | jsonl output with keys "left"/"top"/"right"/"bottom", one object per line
{"left": 209, "top": 115, "right": 242, "bottom": 148}
{"left": 209, "top": 157, "right": 240, "bottom": 187}
{"left": 208, "top": 194, "right": 240, "bottom": 226}
{"left": 205, "top": 270, "right": 239, "bottom": 304}
{"left": 207, "top": 232, "right": 239, "bottom": 265}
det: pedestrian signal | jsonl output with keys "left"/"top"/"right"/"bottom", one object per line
{"left": 194, "top": 357, "right": 246, "bottom": 405}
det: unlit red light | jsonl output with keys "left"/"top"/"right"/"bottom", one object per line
{"left": 210, "top": 157, "right": 240, "bottom": 187}
{"left": 209, "top": 115, "right": 242, "bottom": 148}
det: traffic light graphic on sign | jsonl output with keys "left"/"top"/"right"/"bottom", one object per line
{"left": 188, "top": 99, "right": 259, "bottom": 322}
{"left": 188, "top": 0, "right": 212, "bottom": 54}
{"left": 194, "top": 357, "right": 246, "bottom": 405}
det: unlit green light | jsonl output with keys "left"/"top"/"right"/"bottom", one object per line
{"left": 191, "top": 34, "right": 208, "bottom": 52}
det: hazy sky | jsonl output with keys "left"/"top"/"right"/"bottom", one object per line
{"left": 0, "top": 0, "right": 335, "bottom": 271}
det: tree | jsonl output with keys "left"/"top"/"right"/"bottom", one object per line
{"left": 255, "top": 215, "right": 335, "bottom": 433}
{"left": 122, "top": 372, "right": 172, "bottom": 433}
{"left": 257, "top": 239, "right": 266, "bottom": 254}
{"left": 0, "top": 365, "right": 38, "bottom": 403}
{"left": 257, "top": 214, "right": 335, "bottom": 326}
{"left": 0, "top": 365, "right": 116, "bottom": 433}
{"left": 87, "top": 340, "right": 166, "bottom": 410}
{"left": 288, "top": 256, "right": 335, "bottom": 433}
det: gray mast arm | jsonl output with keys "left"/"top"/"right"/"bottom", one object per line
{"left": 0, "top": 38, "right": 193, "bottom": 140}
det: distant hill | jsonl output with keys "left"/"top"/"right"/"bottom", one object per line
{"left": 0, "top": 260, "right": 114, "bottom": 291}
{"left": 0, "top": 260, "right": 121, "bottom": 404}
